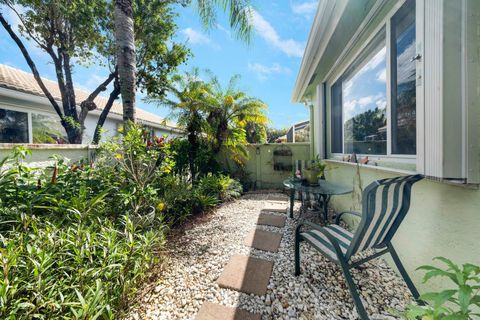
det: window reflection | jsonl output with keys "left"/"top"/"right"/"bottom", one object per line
{"left": 0, "top": 108, "right": 29, "bottom": 143}
{"left": 343, "top": 45, "right": 387, "bottom": 155}
{"left": 32, "top": 113, "right": 68, "bottom": 144}
{"left": 391, "top": 0, "right": 416, "bottom": 155}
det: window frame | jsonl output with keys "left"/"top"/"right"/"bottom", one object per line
{"left": 0, "top": 104, "right": 32, "bottom": 144}
{"left": 327, "top": 0, "right": 416, "bottom": 164}
{"left": 0, "top": 103, "right": 69, "bottom": 145}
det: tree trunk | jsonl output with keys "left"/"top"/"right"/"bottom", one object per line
{"left": 114, "top": 0, "right": 136, "bottom": 125}
{"left": 188, "top": 131, "right": 198, "bottom": 185}
{"left": 93, "top": 79, "right": 121, "bottom": 144}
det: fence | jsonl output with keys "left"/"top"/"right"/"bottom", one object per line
{"left": 236, "top": 143, "right": 311, "bottom": 190}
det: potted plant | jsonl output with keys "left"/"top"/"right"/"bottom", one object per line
{"left": 302, "top": 155, "right": 327, "bottom": 185}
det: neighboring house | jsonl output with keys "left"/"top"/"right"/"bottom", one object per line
{"left": 293, "top": 0, "right": 480, "bottom": 291}
{"left": 0, "top": 64, "right": 182, "bottom": 144}
{"left": 286, "top": 120, "right": 310, "bottom": 143}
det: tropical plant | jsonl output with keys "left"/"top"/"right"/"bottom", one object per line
{"left": 149, "top": 68, "right": 213, "bottom": 183}
{"left": 245, "top": 121, "right": 268, "bottom": 144}
{"left": 197, "top": 173, "right": 242, "bottom": 201}
{"left": 206, "top": 74, "right": 268, "bottom": 163}
{"left": 402, "top": 257, "right": 480, "bottom": 320}
{"left": 112, "top": 0, "right": 253, "bottom": 135}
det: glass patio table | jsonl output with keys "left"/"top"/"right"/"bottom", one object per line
{"left": 283, "top": 178, "right": 353, "bottom": 222}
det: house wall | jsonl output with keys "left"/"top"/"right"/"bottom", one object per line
{"left": 83, "top": 113, "right": 120, "bottom": 143}
{"left": 304, "top": 0, "right": 480, "bottom": 292}
{"left": 325, "top": 162, "right": 480, "bottom": 293}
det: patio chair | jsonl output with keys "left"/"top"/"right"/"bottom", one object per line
{"left": 294, "top": 174, "right": 424, "bottom": 320}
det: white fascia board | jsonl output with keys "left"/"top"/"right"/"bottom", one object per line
{"left": 291, "top": 0, "right": 349, "bottom": 103}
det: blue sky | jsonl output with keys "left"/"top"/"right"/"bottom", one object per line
{"left": 0, "top": 1, "right": 317, "bottom": 128}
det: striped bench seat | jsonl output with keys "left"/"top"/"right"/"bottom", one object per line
{"left": 300, "top": 225, "right": 353, "bottom": 261}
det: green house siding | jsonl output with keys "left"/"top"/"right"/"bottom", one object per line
{"left": 325, "top": 162, "right": 480, "bottom": 293}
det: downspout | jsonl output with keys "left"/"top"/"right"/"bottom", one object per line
{"left": 322, "top": 82, "right": 328, "bottom": 160}
{"left": 308, "top": 104, "right": 315, "bottom": 159}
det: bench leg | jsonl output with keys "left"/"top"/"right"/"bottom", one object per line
{"left": 339, "top": 259, "right": 369, "bottom": 320}
{"left": 387, "top": 243, "right": 423, "bottom": 303}
{"left": 294, "top": 226, "right": 302, "bottom": 276}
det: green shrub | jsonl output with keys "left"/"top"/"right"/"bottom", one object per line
{"left": 402, "top": 257, "right": 480, "bottom": 320}
{"left": 0, "top": 125, "right": 243, "bottom": 318}
{"left": 0, "top": 209, "right": 164, "bottom": 319}
{"left": 197, "top": 173, "right": 242, "bottom": 202}
{"left": 169, "top": 137, "right": 221, "bottom": 177}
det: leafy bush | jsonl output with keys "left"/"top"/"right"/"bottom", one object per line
{"left": 0, "top": 125, "right": 243, "bottom": 318}
{"left": 197, "top": 173, "right": 242, "bottom": 202}
{"left": 169, "top": 137, "right": 221, "bottom": 178}
{"left": 402, "top": 257, "right": 480, "bottom": 320}
{"left": 0, "top": 209, "right": 164, "bottom": 319}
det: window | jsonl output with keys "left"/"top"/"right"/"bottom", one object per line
{"left": 0, "top": 108, "right": 29, "bottom": 143}
{"left": 32, "top": 113, "right": 68, "bottom": 144}
{"left": 331, "top": 30, "right": 387, "bottom": 155}
{"left": 330, "top": 1, "right": 416, "bottom": 157}
{"left": 391, "top": 0, "right": 416, "bottom": 154}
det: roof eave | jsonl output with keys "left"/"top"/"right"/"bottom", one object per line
{"left": 291, "top": 0, "right": 349, "bottom": 103}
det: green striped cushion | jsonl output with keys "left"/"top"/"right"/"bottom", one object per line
{"left": 300, "top": 225, "right": 353, "bottom": 261}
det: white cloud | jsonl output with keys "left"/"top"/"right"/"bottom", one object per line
{"left": 376, "top": 68, "right": 386, "bottom": 82}
{"left": 358, "top": 96, "right": 374, "bottom": 106}
{"left": 248, "top": 62, "right": 291, "bottom": 80}
{"left": 291, "top": 1, "right": 318, "bottom": 16}
{"left": 249, "top": 9, "right": 304, "bottom": 58}
{"left": 181, "top": 28, "right": 219, "bottom": 49}
{"left": 344, "top": 94, "right": 386, "bottom": 120}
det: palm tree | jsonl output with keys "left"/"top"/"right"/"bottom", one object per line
{"left": 207, "top": 74, "right": 268, "bottom": 163}
{"left": 150, "top": 69, "right": 213, "bottom": 183}
{"left": 196, "top": 0, "right": 253, "bottom": 43}
{"left": 115, "top": 0, "right": 136, "bottom": 124}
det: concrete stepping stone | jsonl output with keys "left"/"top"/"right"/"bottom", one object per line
{"left": 244, "top": 229, "right": 283, "bottom": 252}
{"left": 261, "top": 202, "right": 287, "bottom": 214}
{"left": 267, "top": 194, "right": 289, "bottom": 201}
{"left": 195, "top": 302, "right": 261, "bottom": 320}
{"left": 217, "top": 255, "right": 273, "bottom": 296}
{"left": 257, "top": 212, "right": 286, "bottom": 228}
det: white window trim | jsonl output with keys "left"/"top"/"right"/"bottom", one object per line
{"left": 326, "top": 0, "right": 416, "bottom": 165}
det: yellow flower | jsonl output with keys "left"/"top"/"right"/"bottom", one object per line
{"left": 115, "top": 154, "right": 123, "bottom": 160}
{"left": 156, "top": 202, "right": 166, "bottom": 212}
{"left": 224, "top": 95, "right": 234, "bottom": 105}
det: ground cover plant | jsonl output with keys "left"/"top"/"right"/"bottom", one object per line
{"left": 0, "top": 125, "right": 242, "bottom": 319}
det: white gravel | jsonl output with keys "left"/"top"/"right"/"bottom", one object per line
{"left": 125, "top": 193, "right": 412, "bottom": 320}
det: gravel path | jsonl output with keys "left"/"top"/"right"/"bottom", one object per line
{"left": 125, "top": 193, "right": 411, "bottom": 320}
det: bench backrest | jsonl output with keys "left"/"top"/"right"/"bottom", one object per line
{"left": 346, "top": 174, "right": 423, "bottom": 260}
